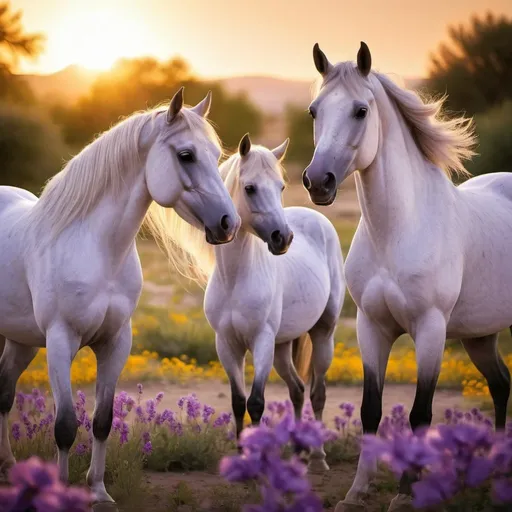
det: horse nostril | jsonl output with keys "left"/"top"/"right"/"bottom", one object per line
{"left": 220, "top": 215, "right": 230, "bottom": 232}
{"left": 270, "top": 230, "right": 282, "bottom": 245}
{"left": 322, "top": 172, "right": 336, "bottom": 191}
{"left": 302, "top": 171, "right": 312, "bottom": 190}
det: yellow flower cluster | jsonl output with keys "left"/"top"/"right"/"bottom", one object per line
{"left": 17, "top": 342, "right": 511, "bottom": 401}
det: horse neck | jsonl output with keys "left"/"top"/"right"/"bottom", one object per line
{"left": 86, "top": 169, "right": 152, "bottom": 260}
{"left": 213, "top": 225, "right": 272, "bottom": 285}
{"left": 355, "top": 91, "right": 454, "bottom": 249}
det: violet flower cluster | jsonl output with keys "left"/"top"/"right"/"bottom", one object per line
{"left": 11, "top": 385, "right": 234, "bottom": 459}
{"left": 362, "top": 405, "right": 512, "bottom": 508}
{"left": 220, "top": 400, "right": 336, "bottom": 512}
{"left": 0, "top": 457, "right": 92, "bottom": 512}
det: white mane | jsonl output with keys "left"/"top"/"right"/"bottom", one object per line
{"left": 26, "top": 104, "right": 223, "bottom": 280}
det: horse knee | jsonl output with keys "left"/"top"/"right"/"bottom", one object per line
{"left": 93, "top": 404, "right": 113, "bottom": 442}
{"left": 247, "top": 392, "right": 265, "bottom": 425}
{"left": 55, "top": 406, "right": 78, "bottom": 452}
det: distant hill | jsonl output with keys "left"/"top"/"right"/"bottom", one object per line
{"left": 22, "top": 65, "right": 98, "bottom": 105}
{"left": 21, "top": 66, "right": 424, "bottom": 114}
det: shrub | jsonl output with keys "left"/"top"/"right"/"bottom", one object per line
{"left": 0, "top": 103, "right": 68, "bottom": 193}
{"left": 467, "top": 101, "right": 512, "bottom": 176}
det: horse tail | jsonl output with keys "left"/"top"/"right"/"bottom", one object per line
{"left": 292, "top": 334, "right": 313, "bottom": 385}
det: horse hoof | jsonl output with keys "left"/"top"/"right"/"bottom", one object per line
{"left": 388, "top": 494, "right": 414, "bottom": 512}
{"left": 334, "top": 500, "right": 366, "bottom": 512}
{"left": 92, "top": 501, "right": 118, "bottom": 512}
{"left": 308, "top": 458, "right": 330, "bottom": 473}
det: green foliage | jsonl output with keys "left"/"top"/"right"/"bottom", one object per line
{"left": 428, "top": 12, "right": 512, "bottom": 115}
{"left": 285, "top": 104, "right": 314, "bottom": 170}
{"left": 0, "top": 2, "right": 43, "bottom": 104}
{"left": 52, "top": 57, "right": 262, "bottom": 151}
{"left": 146, "top": 424, "right": 233, "bottom": 472}
{"left": 466, "top": 101, "right": 512, "bottom": 176}
{"left": 0, "top": 103, "right": 69, "bottom": 192}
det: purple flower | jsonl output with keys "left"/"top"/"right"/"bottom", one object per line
{"left": 142, "top": 431, "right": 151, "bottom": 444}
{"left": 76, "top": 390, "right": 86, "bottom": 407}
{"left": 137, "top": 383, "right": 143, "bottom": 395}
{"left": 202, "top": 404, "right": 215, "bottom": 424}
{"left": 142, "top": 441, "right": 153, "bottom": 455}
{"left": 334, "top": 416, "right": 347, "bottom": 432}
{"left": 220, "top": 453, "right": 263, "bottom": 482}
{"left": 11, "top": 422, "right": 21, "bottom": 441}
{"left": 155, "top": 392, "right": 164, "bottom": 403}
{"left": 15, "top": 393, "right": 25, "bottom": 412}
{"left": 120, "top": 422, "right": 129, "bottom": 444}
{"left": 265, "top": 455, "right": 310, "bottom": 494}
{"left": 213, "top": 412, "right": 232, "bottom": 428}
{"left": 75, "top": 443, "right": 88, "bottom": 456}
{"left": 340, "top": 402, "right": 355, "bottom": 419}
{"left": 291, "top": 420, "right": 328, "bottom": 451}
{"left": 412, "top": 470, "right": 459, "bottom": 508}
{"left": 35, "top": 395, "right": 46, "bottom": 413}
{"left": 145, "top": 399, "right": 156, "bottom": 421}
{"left": 135, "top": 406, "right": 145, "bottom": 423}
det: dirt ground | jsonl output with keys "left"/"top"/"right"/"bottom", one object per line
{"left": 110, "top": 381, "right": 465, "bottom": 512}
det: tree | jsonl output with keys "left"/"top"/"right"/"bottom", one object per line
{"left": 285, "top": 104, "right": 314, "bottom": 170}
{"left": 0, "top": 2, "right": 44, "bottom": 103}
{"left": 52, "top": 57, "right": 262, "bottom": 151}
{"left": 428, "top": 12, "right": 512, "bottom": 115}
{"left": 0, "top": 103, "right": 68, "bottom": 192}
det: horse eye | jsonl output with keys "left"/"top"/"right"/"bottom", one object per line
{"left": 354, "top": 107, "right": 368, "bottom": 120}
{"left": 308, "top": 107, "right": 316, "bottom": 119}
{"left": 245, "top": 185, "right": 256, "bottom": 196}
{"left": 281, "top": 184, "right": 286, "bottom": 192}
{"left": 177, "top": 150, "right": 195, "bottom": 163}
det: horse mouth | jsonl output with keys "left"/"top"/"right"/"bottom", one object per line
{"left": 205, "top": 226, "right": 234, "bottom": 245}
{"left": 309, "top": 190, "right": 337, "bottom": 206}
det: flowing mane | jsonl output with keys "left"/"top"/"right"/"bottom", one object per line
{"left": 319, "top": 62, "right": 476, "bottom": 178}
{"left": 27, "top": 104, "right": 223, "bottom": 282}
{"left": 169, "top": 145, "right": 286, "bottom": 286}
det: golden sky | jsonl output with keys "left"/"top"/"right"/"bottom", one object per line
{"left": 15, "top": 0, "right": 512, "bottom": 79}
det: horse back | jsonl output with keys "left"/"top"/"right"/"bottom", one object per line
{"left": 0, "top": 186, "right": 37, "bottom": 217}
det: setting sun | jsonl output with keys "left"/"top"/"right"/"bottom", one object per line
{"left": 50, "top": 8, "right": 146, "bottom": 71}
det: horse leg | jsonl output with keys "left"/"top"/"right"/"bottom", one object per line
{"left": 216, "top": 334, "right": 246, "bottom": 439}
{"left": 307, "top": 310, "right": 336, "bottom": 473}
{"left": 389, "top": 308, "right": 446, "bottom": 512}
{"left": 86, "top": 324, "right": 132, "bottom": 510}
{"left": 273, "top": 340, "right": 305, "bottom": 420}
{"left": 46, "top": 323, "right": 80, "bottom": 482}
{"left": 247, "top": 328, "right": 275, "bottom": 426}
{"left": 461, "top": 334, "right": 510, "bottom": 429}
{"left": 0, "top": 339, "right": 38, "bottom": 479}
{"left": 337, "top": 311, "right": 397, "bottom": 512}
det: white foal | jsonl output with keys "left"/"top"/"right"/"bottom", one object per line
{"left": 0, "top": 88, "right": 239, "bottom": 510}
{"left": 303, "top": 42, "right": 511, "bottom": 511}
{"left": 201, "top": 134, "right": 345, "bottom": 471}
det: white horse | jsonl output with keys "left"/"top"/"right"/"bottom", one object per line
{"left": 195, "top": 134, "right": 345, "bottom": 472}
{"left": 303, "top": 42, "right": 512, "bottom": 511}
{"left": 0, "top": 88, "right": 240, "bottom": 510}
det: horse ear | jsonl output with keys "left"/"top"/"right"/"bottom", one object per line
{"left": 191, "top": 90, "right": 212, "bottom": 118}
{"left": 239, "top": 133, "right": 251, "bottom": 157}
{"left": 313, "top": 43, "right": 332, "bottom": 76}
{"left": 167, "top": 86, "right": 184, "bottom": 124}
{"left": 357, "top": 41, "right": 372, "bottom": 77}
{"left": 271, "top": 138, "right": 290, "bottom": 162}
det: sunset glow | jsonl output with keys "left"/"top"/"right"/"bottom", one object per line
{"left": 47, "top": 8, "right": 146, "bottom": 71}
{"left": 14, "top": 0, "right": 512, "bottom": 79}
